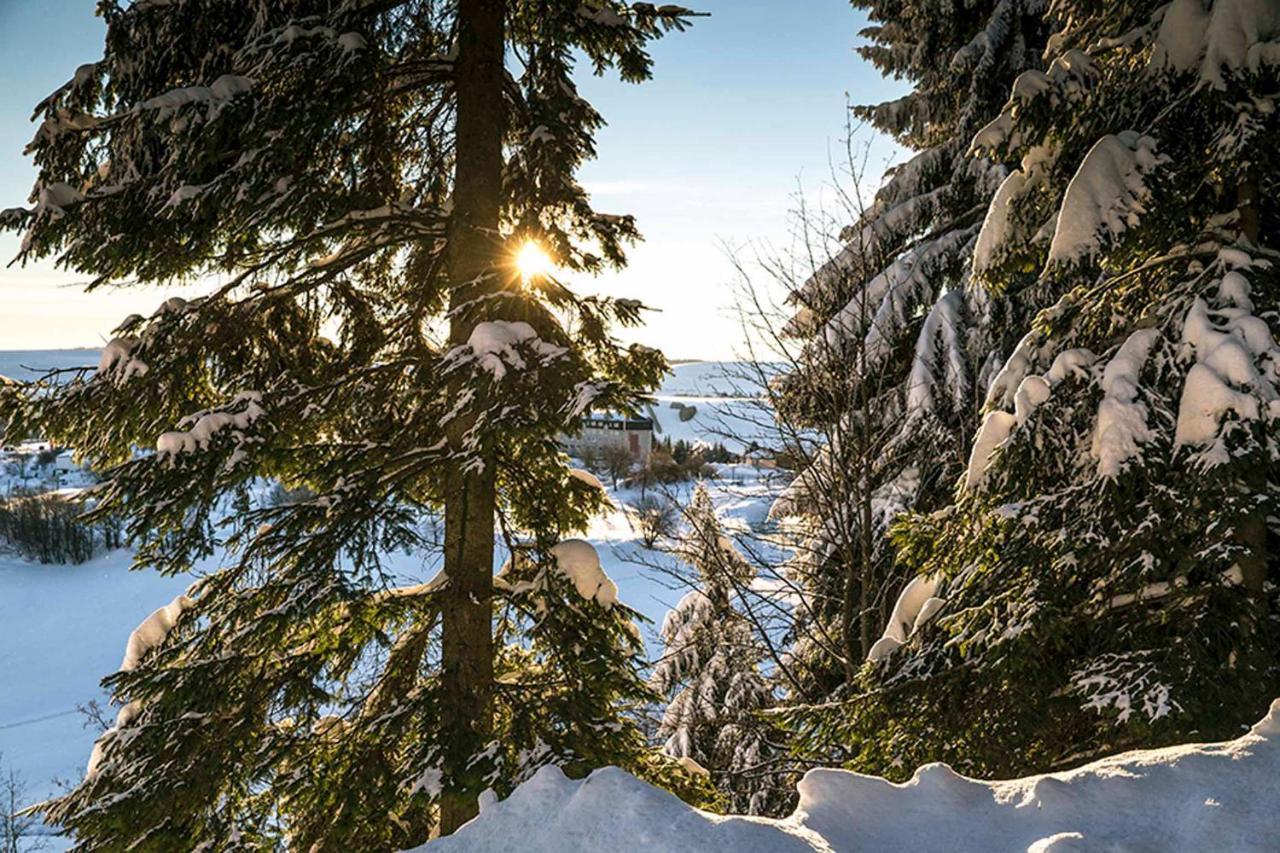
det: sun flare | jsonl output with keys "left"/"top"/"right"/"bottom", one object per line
{"left": 515, "top": 240, "right": 554, "bottom": 281}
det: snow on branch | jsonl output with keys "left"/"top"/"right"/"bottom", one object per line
{"left": 155, "top": 391, "right": 266, "bottom": 463}
{"left": 498, "top": 539, "right": 620, "bottom": 610}
{"left": 86, "top": 591, "right": 196, "bottom": 779}
{"left": 1173, "top": 253, "right": 1280, "bottom": 465}
{"left": 1151, "top": 0, "right": 1280, "bottom": 89}
{"left": 866, "top": 574, "right": 943, "bottom": 663}
{"left": 446, "top": 321, "right": 570, "bottom": 381}
{"left": 1047, "top": 132, "right": 1167, "bottom": 265}
{"left": 1092, "top": 329, "right": 1161, "bottom": 478}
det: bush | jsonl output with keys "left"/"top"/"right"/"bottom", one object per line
{"left": 700, "top": 442, "right": 738, "bottom": 465}
{"left": 0, "top": 492, "right": 123, "bottom": 564}
{"left": 650, "top": 440, "right": 736, "bottom": 482}
{"left": 634, "top": 495, "right": 677, "bottom": 548}
{"left": 577, "top": 445, "right": 603, "bottom": 475}
{"left": 600, "top": 444, "right": 636, "bottom": 489}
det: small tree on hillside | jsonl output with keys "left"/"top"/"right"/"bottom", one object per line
{"left": 650, "top": 484, "right": 786, "bottom": 815}
{"left": 1, "top": 755, "right": 46, "bottom": 853}
{"left": 633, "top": 493, "right": 677, "bottom": 548}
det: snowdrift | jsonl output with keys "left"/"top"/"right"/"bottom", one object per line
{"left": 416, "top": 699, "right": 1280, "bottom": 852}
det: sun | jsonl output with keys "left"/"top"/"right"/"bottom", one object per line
{"left": 514, "top": 240, "right": 554, "bottom": 282}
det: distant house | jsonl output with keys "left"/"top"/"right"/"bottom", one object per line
{"left": 54, "top": 450, "right": 78, "bottom": 473}
{"left": 561, "top": 414, "right": 654, "bottom": 463}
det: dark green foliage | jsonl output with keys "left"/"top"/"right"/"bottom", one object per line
{"left": 661, "top": 437, "right": 737, "bottom": 468}
{"left": 785, "top": 0, "right": 1280, "bottom": 780}
{"left": 773, "top": 0, "right": 1049, "bottom": 701}
{"left": 636, "top": 445, "right": 707, "bottom": 488}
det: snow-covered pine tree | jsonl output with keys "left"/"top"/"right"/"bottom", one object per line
{"left": 0, "top": 1, "right": 705, "bottom": 846}
{"left": 651, "top": 484, "right": 785, "bottom": 815}
{"left": 789, "top": 0, "right": 1280, "bottom": 779}
{"left": 771, "top": 0, "right": 1049, "bottom": 697}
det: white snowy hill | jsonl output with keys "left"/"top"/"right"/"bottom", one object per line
{"left": 649, "top": 361, "right": 780, "bottom": 453}
{"left": 419, "top": 699, "right": 1280, "bottom": 852}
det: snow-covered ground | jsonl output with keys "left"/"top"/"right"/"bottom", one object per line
{"left": 649, "top": 361, "right": 780, "bottom": 453}
{"left": 420, "top": 700, "right": 1280, "bottom": 852}
{"left": 0, "top": 550, "right": 191, "bottom": 798}
{"left": 0, "top": 466, "right": 781, "bottom": 838}
{"left": 0, "top": 442, "right": 97, "bottom": 497}
{"left": 0, "top": 353, "right": 785, "bottom": 846}
{"left": 659, "top": 361, "right": 772, "bottom": 398}
{"left": 586, "top": 461, "right": 783, "bottom": 631}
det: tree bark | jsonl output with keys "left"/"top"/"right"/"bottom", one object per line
{"left": 1238, "top": 164, "right": 1260, "bottom": 248}
{"left": 439, "top": 0, "right": 505, "bottom": 836}
{"left": 1236, "top": 166, "right": 1269, "bottom": 606}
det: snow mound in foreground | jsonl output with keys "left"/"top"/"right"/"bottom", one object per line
{"left": 416, "top": 699, "right": 1280, "bottom": 852}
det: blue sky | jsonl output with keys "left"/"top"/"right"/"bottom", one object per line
{"left": 0, "top": 0, "right": 904, "bottom": 358}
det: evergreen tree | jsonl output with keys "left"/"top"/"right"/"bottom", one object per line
{"left": 771, "top": 0, "right": 1049, "bottom": 697}
{"left": 651, "top": 484, "right": 785, "bottom": 815}
{"left": 0, "top": 0, "right": 705, "bottom": 847}
{"left": 790, "top": 0, "right": 1280, "bottom": 779}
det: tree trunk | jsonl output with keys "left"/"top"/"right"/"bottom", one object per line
{"left": 439, "top": 0, "right": 505, "bottom": 836}
{"left": 839, "top": 556, "right": 858, "bottom": 681}
{"left": 858, "top": 486, "right": 875, "bottom": 659}
{"left": 1238, "top": 164, "right": 1260, "bottom": 248}
{"left": 1236, "top": 167, "right": 1269, "bottom": 606}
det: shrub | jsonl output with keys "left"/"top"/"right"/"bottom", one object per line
{"left": 634, "top": 495, "right": 677, "bottom": 548}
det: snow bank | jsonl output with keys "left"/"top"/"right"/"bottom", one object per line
{"left": 415, "top": 765, "right": 820, "bottom": 853}
{"left": 415, "top": 699, "right": 1280, "bottom": 852}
